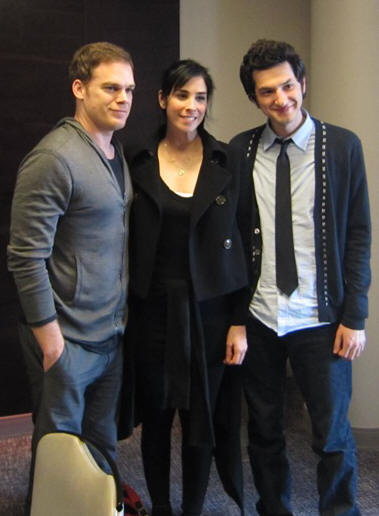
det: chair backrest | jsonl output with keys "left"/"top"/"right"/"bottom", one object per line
{"left": 30, "top": 432, "right": 124, "bottom": 516}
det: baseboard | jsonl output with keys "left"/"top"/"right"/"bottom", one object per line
{"left": 353, "top": 427, "right": 379, "bottom": 451}
{"left": 0, "top": 413, "right": 33, "bottom": 439}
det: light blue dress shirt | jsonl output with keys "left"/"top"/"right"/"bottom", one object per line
{"left": 250, "top": 111, "right": 328, "bottom": 336}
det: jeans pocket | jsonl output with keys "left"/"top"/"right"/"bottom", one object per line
{"left": 45, "top": 342, "right": 67, "bottom": 376}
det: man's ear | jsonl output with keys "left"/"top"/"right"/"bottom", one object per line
{"left": 158, "top": 90, "right": 166, "bottom": 109}
{"left": 72, "top": 79, "right": 85, "bottom": 100}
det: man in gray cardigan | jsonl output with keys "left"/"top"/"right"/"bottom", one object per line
{"left": 7, "top": 42, "right": 135, "bottom": 494}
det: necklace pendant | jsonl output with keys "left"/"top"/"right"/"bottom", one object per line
{"left": 178, "top": 168, "right": 185, "bottom": 176}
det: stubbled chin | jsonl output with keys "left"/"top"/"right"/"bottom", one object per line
{"left": 112, "top": 115, "right": 128, "bottom": 125}
{"left": 111, "top": 122, "right": 127, "bottom": 131}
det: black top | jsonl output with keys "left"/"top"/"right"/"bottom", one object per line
{"left": 149, "top": 179, "right": 192, "bottom": 295}
{"left": 108, "top": 146, "right": 125, "bottom": 194}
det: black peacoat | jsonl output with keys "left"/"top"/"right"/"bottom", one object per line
{"left": 127, "top": 128, "right": 251, "bottom": 323}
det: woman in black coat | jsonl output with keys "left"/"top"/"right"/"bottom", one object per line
{"left": 123, "top": 59, "right": 251, "bottom": 516}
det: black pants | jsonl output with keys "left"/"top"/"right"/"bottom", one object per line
{"left": 141, "top": 401, "right": 212, "bottom": 515}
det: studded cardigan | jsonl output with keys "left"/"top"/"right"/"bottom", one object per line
{"left": 230, "top": 118, "right": 371, "bottom": 330}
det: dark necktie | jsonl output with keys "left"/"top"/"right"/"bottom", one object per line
{"left": 275, "top": 138, "right": 298, "bottom": 296}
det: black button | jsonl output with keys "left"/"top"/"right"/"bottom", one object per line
{"left": 215, "top": 195, "right": 227, "bottom": 206}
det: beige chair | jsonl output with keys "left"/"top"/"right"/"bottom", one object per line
{"left": 30, "top": 432, "right": 124, "bottom": 516}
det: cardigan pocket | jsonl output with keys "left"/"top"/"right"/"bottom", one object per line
{"left": 50, "top": 253, "right": 80, "bottom": 305}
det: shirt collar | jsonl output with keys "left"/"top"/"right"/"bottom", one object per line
{"left": 262, "top": 110, "right": 314, "bottom": 152}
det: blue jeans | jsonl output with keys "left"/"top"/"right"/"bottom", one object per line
{"left": 19, "top": 323, "right": 123, "bottom": 473}
{"left": 243, "top": 317, "right": 360, "bottom": 516}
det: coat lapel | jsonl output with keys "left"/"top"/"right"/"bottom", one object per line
{"left": 131, "top": 151, "right": 162, "bottom": 214}
{"left": 130, "top": 130, "right": 231, "bottom": 226}
{"left": 191, "top": 156, "right": 231, "bottom": 228}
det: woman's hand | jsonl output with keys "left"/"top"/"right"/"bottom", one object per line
{"left": 224, "top": 325, "right": 248, "bottom": 365}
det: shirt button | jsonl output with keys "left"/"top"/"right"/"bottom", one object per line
{"left": 215, "top": 195, "right": 227, "bottom": 206}
{"left": 254, "top": 227, "right": 260, "bottom": 234}
{"left": 223, "top": 238, "right": 232, "bottom": 249}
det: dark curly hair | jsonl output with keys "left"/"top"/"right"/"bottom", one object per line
{"left": 240, "top": 39, "right": 306, "bottom": 104}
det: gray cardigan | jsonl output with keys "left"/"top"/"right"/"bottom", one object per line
{"left": 8, "top": 118, "right": 132, "bottom": 346}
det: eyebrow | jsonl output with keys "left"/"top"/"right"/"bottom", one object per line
{"left": 102, "top": 82, "right": 136, "bottom": 89}
{"left": 176, "top": 88, "right": 207, "bottom": 95}
{"left": 258, "top": 78, "right": 294, "bottom": 92}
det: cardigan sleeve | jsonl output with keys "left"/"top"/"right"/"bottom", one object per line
{"left": 340, "top": 136, "right": 371, "bottom": 329}
{"left": 7, "top": 150, "right": 72, "bottom": 325}
{"left": 227, "top": 144, "right": 253, "bottom": 325}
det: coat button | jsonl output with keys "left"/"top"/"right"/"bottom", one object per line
{"left": 223, "top": 238, "right": 232, "bottom": 249}
{"left": 215, "top": 195, "right": 227, "bottom": 206}
{"left": 254, "top": 227, "right": 260, "bottom": 234}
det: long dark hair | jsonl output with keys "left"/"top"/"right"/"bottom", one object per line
{"left": 160, "top": 59, "right": 214, "bottom": 99}
{"left": 159, "top": 59, "right": 214, "bottom": 131}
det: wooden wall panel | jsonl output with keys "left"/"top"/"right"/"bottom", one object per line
{"left": 0, "top": 0, "right": 179, "bottom": 416}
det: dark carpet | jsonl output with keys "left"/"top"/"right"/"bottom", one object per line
{"left": 1, "top": 382, "right": 379, "bottom": 515}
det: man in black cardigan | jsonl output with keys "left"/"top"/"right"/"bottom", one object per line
{"left": 231, "top": 39, "right": 371, "bottom": 516}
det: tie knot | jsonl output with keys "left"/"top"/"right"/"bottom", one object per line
{"left": 275, "top": 138, "right": 291, "bottom": 152}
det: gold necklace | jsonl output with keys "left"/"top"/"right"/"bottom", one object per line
{"left": 163, "top": 143, "right": 186, "bottom": 176}
{"left": 162, "top": 140, "right": 201, "bottom": 177}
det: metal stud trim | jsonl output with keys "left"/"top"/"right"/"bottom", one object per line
{"left": 320, "top": 121, "right": 328, "bottom": 307}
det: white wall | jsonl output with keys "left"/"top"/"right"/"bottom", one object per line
{"left": 180, "top": 0, "right": 379, "bottom": 431}
{"left": 180, "top": 0, "right": 310, "bottom": 141}
{"left": 310, "top": 0, "right": 379, "bottom": 430}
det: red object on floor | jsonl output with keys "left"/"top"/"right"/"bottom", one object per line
{"left": 122, "top": 483, "right": 149, "bottom": 516}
